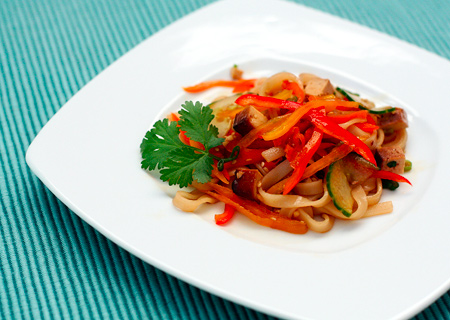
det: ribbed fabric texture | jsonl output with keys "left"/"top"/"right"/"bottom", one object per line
{"left": 1, "top": 0, "right": 449, "bottom": 319}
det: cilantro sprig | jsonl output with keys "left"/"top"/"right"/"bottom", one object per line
{"left": 140, "top": 101, "right": 239, "bottom": 188}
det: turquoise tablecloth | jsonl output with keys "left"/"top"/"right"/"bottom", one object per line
{"left": 2, "top": 0, "right": 450, "bottom": 319}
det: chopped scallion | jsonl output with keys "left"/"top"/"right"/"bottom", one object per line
{"left": 404, "top": 160, "right": 412, "bottom": 172}
{"left": 387, "top": 161, "right": 397, "bottom": 168}
{"left": 382, "top": 179, "right": 399, "bottom": 190}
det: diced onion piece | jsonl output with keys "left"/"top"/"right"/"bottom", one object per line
{"left": 262, "top": 147, "right": 285, "bottom": 162}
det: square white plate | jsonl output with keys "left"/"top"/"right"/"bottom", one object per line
{"left": 26, "top": 0, "right": 450, "bottom": 319}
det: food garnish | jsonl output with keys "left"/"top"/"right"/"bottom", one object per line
{"left": 140, "top": 101, "right": 239, "bottom": 188}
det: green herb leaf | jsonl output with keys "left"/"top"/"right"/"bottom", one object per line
{"left": 160, "top": 147, "right": 213, "bottom": 188}
{"left": 140, "top": 118, "right": 184, "bottom": 170}
{"left": 140, "top": 101, "right": 236, "bottom": 188}
{"left": 179, "top": 101, "right": 224, "bottom": 150}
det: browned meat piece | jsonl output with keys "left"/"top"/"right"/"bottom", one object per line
{"left": 376, "top": 147, "right": 406, "bottom": 174}
{"left": 233, "top": 106, "right": 268, "bottom": 136}
{"left": 230, "top": 66, "right": 243, "bottom": 80}
{"left": 299, "top": 73, "right": 334, "bottom": 96}
{"left": 232, "top": 169, "right": 263, "bottom": 200}
{"left": 304, "top": 78, "right": 334, "bottom": 96}
{"left": 377, "top": 108, "right": 408, "bottom": 131}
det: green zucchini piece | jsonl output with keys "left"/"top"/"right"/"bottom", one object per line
{"left": 327, "top": 153, "right": 381, "bottom": 217}
{"left": 336, "top": 87, "right": 396, "bottom": 114}
{"left": 327, "top": 159, "right": 353, "bottom": 217}
{"left": 335, "top": 87, "right": 356, "bottom": 101}
{"left": 358, "top": 105, "right": 396, "bottom": 114}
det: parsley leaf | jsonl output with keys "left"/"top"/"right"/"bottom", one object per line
{"left": 140, "top": 101, "right": 236, "bottom": 188}
{"left": 140, "top": 118, "right": 184, "bottom": 171}
{"left": 160, "top": 147, "right": 213, "bottom": 186}
{"left": 178, "top": 101, "right": 224, "bottom": 150}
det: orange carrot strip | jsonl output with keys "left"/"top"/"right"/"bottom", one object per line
{"left": 183, "top": 79, "right": 256, "bottom": 93}
{"left": 167, "top": 113, "right": 180, "bottom": 122}
{"left": 301, "top": 144, "right": 353, "bottom": 180}
{"left": 206, "top": 184, "right": 308, "bottom": 234}
{"left": 211, "top": 164, "right": 229, "bottom": 184}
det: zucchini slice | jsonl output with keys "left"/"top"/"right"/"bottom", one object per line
{"left": 358, "top": 104, "right": 396, "bottom": 114}
{"left": 327, "top": 153, "right": 380, "bottom": 217}
{"left": 327, "top": 159, "right": 353, "bottom": 217}
{"left": 335, "top": 87, "right": 358, "bottom": 101}
{"left": 336, "top": 87, "right": 396, "bottom": 114}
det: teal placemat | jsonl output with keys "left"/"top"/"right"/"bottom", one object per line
{"left": 1, "top": 0, "right": 449, "bottom": 319}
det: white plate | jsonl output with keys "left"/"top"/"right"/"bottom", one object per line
{"left": 26, "top": 0, "right": 450, "bottom": 319}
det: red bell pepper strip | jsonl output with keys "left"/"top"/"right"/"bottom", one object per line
{"left": 282, "top": 80, "right": 305, "bottom": 103}
{"left": 316, "top": 148, "right": 328, "bottom": 158}
{"left": 371, "top": 170, "right": 412, "bottom": 185}
{"left": 273, "top": 121, "right": 310, "bottom": 147}
{"left": 263, "top": 160, "right": 279, "bottom": 171}
{"left": 283, "top": 127, "right": 303, "bottom": 160}
{"left": 223, "top": 148, "right": 265, "bottom": 170}
{"left": 366, "top": 113, "right": 377, "bottom": 125}
{"left": 354, "top": 122, "right": 379, "bottom": 133}
{"left": 183, "top": 79, "right": 256, "bottom": 93}
{"left": 215, "top": 204, "right": 235, "bottom": 225}
{"left": 317, "top": 142, "right": 335, "bottom": 150}
{"left": 353, "top": 113, "right": 379, "bottom": 133}
{"left": 328, "top": 110, "right": 368, "bottom": 124}
{"left": 235, "top": 94, "right": 304, "bottom": 110}
{"left": 307, "top": 109, "right": 377, "bottom": 165}
{"left": 283, "top": 128, "right": 323, "bottom": 194}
